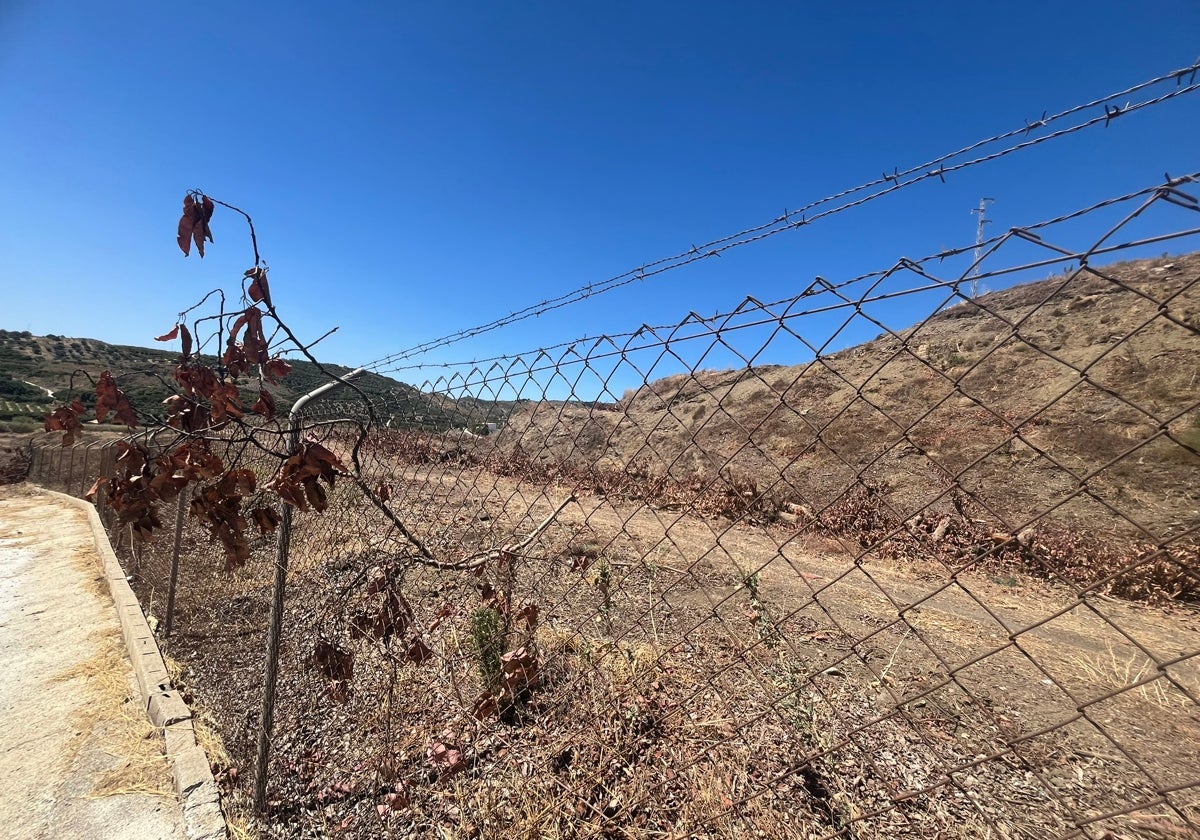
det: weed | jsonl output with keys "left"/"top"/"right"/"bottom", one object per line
{"left": 592, "top": 557, "right": 614, "bottom": 635}
{"left": 743, "top": 571, "right": 779, "bottom": 648}
{"left": 470, "top": 606, "right": 506, "bottom": 690}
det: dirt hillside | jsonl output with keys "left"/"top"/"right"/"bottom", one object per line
{"left": 492, "top": 253, "right": 1200, "bottom": 543}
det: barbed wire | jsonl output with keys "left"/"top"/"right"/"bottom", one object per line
{"left": 363, "top": 61, "right": 1200, "bottom": 372}
{"left": 366, "top": 172, "right": 1200, "bottom": 387}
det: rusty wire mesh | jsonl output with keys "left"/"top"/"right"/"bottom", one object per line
{"left": 27, "top": 173, "right": 1200, "bottom": 838}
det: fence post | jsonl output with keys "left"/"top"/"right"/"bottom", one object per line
{"left": 65, "top": 445, "right": 77, "bottom": 494}
{"left": 254, "top": 368, "right": 365, "bottom": 813}
{"left": 78, "top": 444, "right": 92, "bottom": 498}
{"left": 164, "top": 491, "right": 188, "bottom": 637}
{"left": 96, "top": 445, "right": 112, "bottom": 524}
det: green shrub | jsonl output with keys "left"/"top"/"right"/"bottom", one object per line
{"left": 470, "top": 607, "right": 506, "bottom": 689}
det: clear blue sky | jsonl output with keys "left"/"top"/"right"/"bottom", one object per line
{"left": 1, "top": 2, "right": 1198, "bottom": 396}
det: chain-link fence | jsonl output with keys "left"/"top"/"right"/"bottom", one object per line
{"left": 29, "top": 174, "right": 1200, "bottom": 839}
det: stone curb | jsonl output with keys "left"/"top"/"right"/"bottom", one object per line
{"left": 46, "top": 490, "right": 229, "bottom": 840}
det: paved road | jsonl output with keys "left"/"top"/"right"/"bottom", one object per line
{"left": 0, "top": 486, "right": 184, "bottom": 840}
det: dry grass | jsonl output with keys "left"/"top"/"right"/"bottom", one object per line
{"left": 223, "top": 793, "right": 263, "bottom": 840}
{"left": 166, "top": 651, "right": 261, "bottom": 839}
{"left": 178, "top": 453, "right": 1192, "bottom": 838}
{"left": 1073, "top": 641, "right": 1189, "bottom": 710}
{"left": 52, "top": 634, "right": 175, "bottom": 800}
{"left": 53, "top": 540, "right": 175, "bottom": 801}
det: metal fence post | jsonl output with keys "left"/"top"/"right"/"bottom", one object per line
{"left": 65, "top": 445, "right": 77, "bottom": 494}
{"left": 164, "top": 491, "right": 187, "bottom": 637}
{"left": 78, "top": 444, "right": 92, "bottom": 498}
{"left": 95, "top": 445, "right": 110, "bottom": 522}
{"left": 254, "top": 368, "right": 365, "bottom": 813}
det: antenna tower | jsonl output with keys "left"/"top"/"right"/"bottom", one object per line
{"left": 971, "top": 197, "right": 995, "bottom": 298}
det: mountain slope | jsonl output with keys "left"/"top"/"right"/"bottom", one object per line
{"left": 491, "top": 252, "right": 1200, "bottom": 541}
{"left": 0, "top": 331, "right": 470, "bottom": 431}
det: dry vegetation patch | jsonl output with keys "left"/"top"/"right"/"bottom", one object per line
{"left": 91, "top": 252, "right": 1199, "bottom": 838}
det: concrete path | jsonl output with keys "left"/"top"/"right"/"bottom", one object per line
{"left": 0, "top": 485, "right": 185, "bottom": 840}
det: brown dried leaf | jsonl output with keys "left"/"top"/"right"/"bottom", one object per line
{"left": 480, "top": 581, "right": 508, "bottom": 614}
{"left": 226, "top": 468, "right": 257, "bottom": 494}
{"left": 177, "top": 195, "right": 196, "bottom": 256}
{"left": 221, "top": 532, "right": 251, "bottom": 570}
{"left": 175, "top": 364, "right": 220, "bottom": 399}
{"left": 158, "top": 323, "right": 194, "bottom": 364}
{"left": 207, "top": 383, "right": 244, "bottom": 428}
{"left": 222, "top": 342, "right": 249, "bottom": 379}
{"left": 303, "top": 478, "right": 328, "bottom": 512}
{"left": 179, "top": 323, "right": 193, "bottom": 362}
{"left": 179, "top": 441, "right": 224, "bottom": 479}
{"left": 85, "top": 476, "right": 108, "bottom": 501}
{"left": 426, "top": 741, "right": 465, "bottom": 776}
{"left": 44, "top": 404, "right": 83, "bottom": 446}
{"left": 187, "top": 481, "right": 252, "bottom": 569}
{"left": 192, "top": 208, "right": 209, "bottom": 257}
{"left": 266, "top": 439, "right": 345, "bottom": 511}
{"left": 246, "top": 266, "right": 272, "bottom": 307}
{"left": 301, "top": 439, "right": 346, "bottom": 482}
{"left": 162, "top": 394, "right": 195, "bottom": 431}
{"left": 370, "top": 593, "right": 406, "bottom": 640}
{"left": 147, "top": 462, "right": 188, "bottom": 500}
{"left": 312, "top": 641, "right": 353, "bottom": 680}
{"left": 405, "top": 638, "right": 433, "bottom": 664}
{"left": 227, "top": 311, "right": 248, "bottom": 345}
{"left": 92, "top": 371, "right": 139, "bottom": 429}
{"left": 500, "top": 646, "right": 539, "bottom": 694}
{"left": 249, "top": 507, "right": 280, "bottom": 534}
{"left": 251, "top": 389, "right": 276, "bottom": 420}
{"left": 515, "top": 603, "right": 539, "bottom": 629}
{"left": 471, "top": 693, "right": 499, "bottom": 720}
{"left": 264, "top": 357, "right": 292, "bottom": 383}
{"left": 366, "top": 565, "right": 393, "bottom": 595}
{"left": 427, "top": 603, "right": 456, "bottom": 634}
{"left": 376, "top": 789, "right": 409, "bottom": 818}
{"left": 312, "top": 640, "right": 353, "bottom": 703}
{"left": 274, "top": 478, "right": 308, "bottom": 511}
{"left": 241, "top": 307, "right": 269, "bottom": 364}
{"left": 94, "top": 371, "right": 118, "bottom": 423}
{"left": 133, "top": 510, "right": 163, "bottom": 540}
